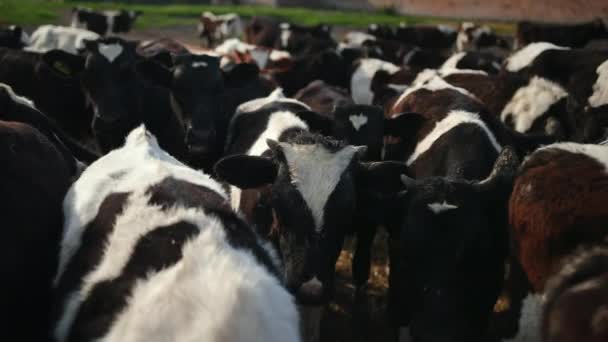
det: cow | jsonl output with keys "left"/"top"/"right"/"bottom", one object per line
{"left": 441, "top": 51, "right": 503, "bottom": 74}
{"left": 52, "top": 125, "right": 301, "bottom": 342}
{"left": 350, "top": 58, "right": 405, "bottom": 105}
{"left": 393, "top": 23, "right": 457, "bottom": 50}
{"left": 25, "top": 25, "right": 100, "bottom": 54}
{"left": 0, "top": 25, "right": 29, "bottom": 49}
{"left": 0, "top": 82, "right": 98, "bottom": 165}
{"left": 215, "top": 90, "right": 400, "bottom": 342}
{"left": 437, "top": 71, "right": 571, "bottom": 138}
{"left": 516, "top": 19, "right": 608, "bottom": 49}
{"left": 0, "top": 120, "right": 76, "bottom": 342}
{"left": 198, "top": 12, "right": 243, "bottom": 47}
{"left": 277, "top": 22, "right": 335, "bottom": 56}
{"left": 0, "top": 47, "right": 92, "bottom": 141}
{"left": 71, "top": 7, "right": 142, "bottom": 36}
{"left": 505, "top": 45, "right": 608, "bottom": 142}
{"left": 245, "top": 16, "right": 281, "bottom": 48}
{"left": 367, "top": 23, "right": 395, "bottom": 40}
{"left": 456, "top": 22, "right": 509, "bottom": 52}
{"left": 294, "top": 80, "right": 353, "bottom": 115}
{"left": 507, "top": 142, "right": 608, "bottom": 341}
{"left": 542, "top": 245, "right": 608, "bottom": 342}
{"left": 136, "top": 37, "right": 190, "bottom": 58}
{"left": 381, "top": 147, "right": 519, "bottom": 342}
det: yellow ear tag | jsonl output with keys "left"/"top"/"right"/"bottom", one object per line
{"left": 53, "top": 61, "right": 71, "bottom": 75}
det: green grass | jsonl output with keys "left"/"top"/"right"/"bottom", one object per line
{"left": 0, "top": 0, "right": 515, "bottom": 34}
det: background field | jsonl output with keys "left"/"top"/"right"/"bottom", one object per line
{"left": 0, "top": 0, "right": 517, "bottom": 34}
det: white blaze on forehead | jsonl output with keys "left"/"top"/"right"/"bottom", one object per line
{"left": 505, "top": 42, "right": 569, "bottom": 72}
{"left": 98, "top": 43, "right": 123, "bottom": 63}
{"left": 589, "top": 59, "right": 608, "bottom": 108}
{"left": 501, "top": 76, "right": 568, "bottom": 133}
{"left": 407, "top": 110, "right": 501, "bottom": 165}
{"left": 427, "top": 201, "right": 458, "bottom": 214}
{"left": 0, "top": 83, "right": 36, "bottom": 109}
{"left": 537, "top": 142, "right": 608, "bottom": 173}
{"left": 441, "top": 52, "right": 467, "bottom": 70}
{"left": 250, "top": 48, "right": 270, "bottom": 69}
{"left": 104, "top": 11, "right": 120, "bottom": 34}
{"left": 282, "top": 143, "right": 359, "bottom": 230}
{"left": 351, "top": 58, "right": 401, "bottom": 105}
{"left": 191, "top": 61, "right": 208, "bottom": 68}
{"left": 349, "top": 114, "right": 368, "bottom": 131}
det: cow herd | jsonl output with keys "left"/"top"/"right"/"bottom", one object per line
{"left": 1, "top": 6, "right": 608, "bottom": 342}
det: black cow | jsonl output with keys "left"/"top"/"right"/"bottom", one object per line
{"left": 277, "top": 22, "right": 336, "bottom": 56}
{"left": 0, "top": 82, "right": 98, "bottom": 165}
{"left": 0, "top": 25, "right": 28, "bottom": 49}
{"left": 0, "top": 119, "right": 77, "bottom": 342}
{"left": 393, "top": 23, "right": 457, "bottom": 50}
{"left": 71, "top": 7, "right": 142, "bottom": 36}
{"left": 516, "top": 19, "right": 608, "bottom": 49}
{"left": 0, "top": 47, "right": 92, "bottom": 141}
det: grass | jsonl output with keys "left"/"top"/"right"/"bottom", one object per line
{"left": 0, "top": 0, "right": 515, "bottom": 34}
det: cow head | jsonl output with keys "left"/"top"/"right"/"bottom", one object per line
{"left": 0, "top": 25, "right": 28, "bottom": 49}
{"left": 79, "top": 38, "right": 141, "bottom": 151}
{"left": 215, "top": 132, "right": 404, "bottom": 305}
{"left": 278, "top": 22, "right": 334, "bottom": 55}
{"left": 391, "top": 147, "right": 518, "bottom": 342}
{"left": 137, "top": 53, "right": 225, "bottom": 168}
{"left": 198, "top": 12, "right": 222, "bottom": 44}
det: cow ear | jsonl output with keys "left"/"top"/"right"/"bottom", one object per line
{"left": 222, "top": 62, "right": 260, "bottom": 85}
{"left": 42, "top": 50, "right": 85, "bottom": 78}
{"left": 136, "top": 59, "right": 173, "bottom": 88}
{"left": 384, "top": 112, "right": 427, "bottom": 137}
{"left": 475, "top": 146, "right": 519, "bottom": 198}
{"left": 214, "top": 154, "right": 278, "bottom": 189}
{"left": 296, "top": 110, "right": 335, "bottom": 136}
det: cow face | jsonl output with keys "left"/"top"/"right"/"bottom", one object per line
{"left": 394, "top": 148, "right": 518, "bottom": 342}
{"left": 215, "top": 133, "right": 383, "bottom": 305}
{"left": 79, "top": 38, "right": 140, "bottom": 151}
{"left": 137, "top": 53, "right": 225, "bottom": 167}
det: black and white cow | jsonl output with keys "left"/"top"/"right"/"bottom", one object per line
{"left": 25, "top": 25, "right": 100, "bottom": 55}
{"left": 0, "top": 120, "right": 75, "bottom": 342}
{"left": 0, "top": 25, "right": 29, "bottom": 49}
{"left": 71, "top": 7, "right": 142, "bottom": 36}
{"left": 516, "top": 19, "right": 608, "bottom": 49}
{"left": 505, "top": 43, "right": 608, "bottom": 141}
{"left": 0, "top": 47, "right": 93, "bottom": 141}
{"left": 198, "top": 12, "right": 243, "bottom": 47}
{"left": 215, "top": 90, "right": 401, "bottom": 342}
{"left": 456, "top": 22, "right": 509, "bottom": 52}
{"left": 52, "top": 125, "right": 300, "bottom": 342}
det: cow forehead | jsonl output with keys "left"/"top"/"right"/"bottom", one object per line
{"left": 280, "top": 143, "right": 358, "bottom": 230}
{"left": 98, "top": 43, "right": 124, "bottom": 63}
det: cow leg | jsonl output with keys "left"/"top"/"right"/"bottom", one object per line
{"left": 352, "top": 217, "right": 377, "bottom": 291}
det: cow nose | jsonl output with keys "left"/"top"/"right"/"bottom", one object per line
{"left": 298, "top": 277, "right": 324, "bottom": 300}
